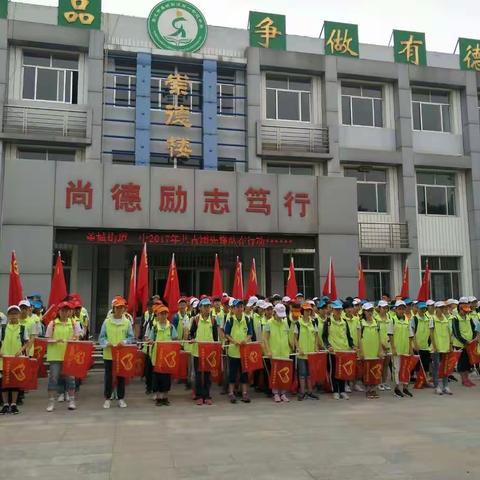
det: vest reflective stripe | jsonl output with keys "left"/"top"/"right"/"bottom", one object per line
{"left": 150, "top": 321, "right": 173, "bottom": 361}
{"left": 103, "top": 317, "right": 130, "bottom": 360}
{"left": 360, "top": 319, "right": 380, "bottom": 359}
{"left": 391, "top": 315, "right": 410, "bottom": 355}
{"left": 47, "top": 319, "right": 75, "bottom": 362}
{"left": 297, "top": 319, "right": 316, "bottom": 359}
{"left": 328, "top": 318, "right": 350, "bottom": 352}
{"left": 414, "top": 315, "right": 432, "bottom": 351}
{"left": 228, "top": 314, "right": 248, "bottom": 358}
{"left": 267, "top": 318, "right": 290, "bottom": 359}
{"left": 433, "top": 315, "right": 451, "bottom": 353}
{"left": 452, "top": 315, "right": 474, "bottom": 348}
{"left": 192, "top": 316, "right": 214, "bottom": 357}
{"left": 0, "top": 324, "right": 23, "bottom": 370}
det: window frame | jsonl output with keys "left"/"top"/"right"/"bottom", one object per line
{"left": 416, "top": 170, "right": 456, "bottom": 216}
{"left": 265, "top": 161, "right": 316, "bottom": 176}
{"left": 361, "top": 255, "right": 391, "bottom": 301}
{"left": 282, "top": 252, "right": 316, "bottom": 298}
{"left": 344, "top": 167, "right": 388, "bottom": 214}
{"left": 16, "top": 146, "right": 77, "bottom": 162}
{"left": 217, "top": 82, "right": 236, "bottom": 116}
{"left": 420, "top": 256, "right": 460, "bottom": 299}
{"left": 150, "top": 76, "right": 202, "bottom": 113}
{"left": 341, "top": 82, "right": 384, "bottom": 128}
{"left": 411, "top": 87, "right": 452, "bottom": 133}
{"left": 113, "top": 73, "right": 136, "bottom": 109}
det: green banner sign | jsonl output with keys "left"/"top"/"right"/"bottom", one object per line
{"left": 248, "top": 11, "right": 286, "bottom": 50}
{"left": 324, "top": 21, "right": 359, "bottom": 58}
{"left": 393, "top": 30, "right": 426, "bottom": 66}
{"left": 458, "top": 37, "right": 480, "bottom": 71}
{"left": 58, "top": 0, "right": 101, "bottom": 30}
{"left": 0, "top": 0, "right": 8, "bottom": 19}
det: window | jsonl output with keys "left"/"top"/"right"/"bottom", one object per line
{"left": 266, "top": 74, "right": 311, "bottom": 122}
{"left": 341, "top": 83, "right": 383, "bottom": 127}
{"left": 22, "top": 50, "right": 79, "bottom": 104}
{"left": 417, "top": 171, "right": 456, "bottom": 215}
{"left": 218, "top": 158, "right": 236, "bottom": 172}
{"left": 217, "top": 83, "right": 235, "bottom": 115}
{"left": 412, "top": 88, "right": 451, "bottom": 132}
{"left": 345, "top": 167, "right": 387, "bottom": 213}
{"left": 112, "top": 151, "right": 135, "bottom": 165}
{"left": 283, "top": 253, "right": 315, "bottom": 298}
{"left": 114, "top": 74, "right": 136, "bottom": 108}
{"left": 151, "top": 77, "right": 201, "bottom": 112}
{"left": 266, "top": 163, "right": 314, "bottom": 176}
{"left": 361, "top": 256, "right": 391, "bottom": 301}
{"left": 17, "top": 147, "right": 76, "bottom": 162}
{"left": 421, "top": 256, "right": 460, "bottom": 299}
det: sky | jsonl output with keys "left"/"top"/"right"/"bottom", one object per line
{"left": 13, "top": 0, "right": 477, "bottom": 54}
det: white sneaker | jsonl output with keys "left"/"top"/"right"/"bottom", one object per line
{"left": 354, "top": 384, "right": 365, "bottom": 392}
{"left": 443, "top": 387, "right": 453, "bottom": 395}
{"left": 340, "top": 392, "right": 350, "bottom": 400}
{"left": 378, "top": 384, "right": 386, "bottom": 391}
{"left": 57, "top": 393, "right": 65, "bottom": 402}
{"left": 103, "top": 399, "right": 111, "bottom": 409}
{"left": 383, "top": 383, "right": 391, "bottom": 391}
{"left": 65, "top": 393, "right": 70, "bottom": 401}
{"left": 118, "top": 399, "right": 128, "bottom": 408}
{"left": 332, "top": 393, "right": 340, "bottom": 400}
{"left": 345, "top": 385, "right": 352, "bottom": 393}
{"left": 46, "top": 400, "right": 55, "bottom": 412}
{"left": 68, "top": 399, "right": 76, "bottom": 410}
{"left": 435, "top": 386, "right": 443, "bottom": 395}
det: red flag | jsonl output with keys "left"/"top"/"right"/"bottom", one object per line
{"left": 174, "top": 350, "right": 190, "bottom": 380}
{"left": 2, "top": 357, "right": 38, "bottom": 390}
{"left": 211, "top": 254, "right": 223, "bottom": 298}
{"left": 61, "top": 341, "right": 94, "bottom": 379}
{"left": 133, "top": 350, "right": 145, "bottom": 377}
{"left": 414, "top": 364, "right": 427, "bottom": 389}
{"left": 240, "top": 342, "right": 263, "bottom": 373}
{"left": 32, "top": 338, "right": 48, "bottom": 362}
{"left": 42, "top": 305, "right": 58, "bottom": 327}
{"left": 163, "top": 254, "right": 181, "bottom": 313}
{"left": 358, "top": 258, "right": 367, "bottom": 300}
{"left": 231, "top": 257, "right": 244, "bottom": 300}
{"left": 154, "top": 341, "right": 182, "bottom": 375}
{"left": 465, "top": 340, "right": 480, "bottom": 365}
{"left": 356, "top": 359, "right": 365, "bottom": 380}
{"left": 112, "top": 345, "right": 141, "bottom": 378}
{"left": 417, "top": 260, "right": 430, "bottom": 302}
{"left": 8, "top": 251, "right": 24, "bottom": 306}
{"left": 399, "top": 355, "right": 419, "bottom": 383}
{"left": 322, "top": 257, "right": 338, "bottom": 300}
{"left": 363, "top": 358, "right": 383, "bottom": 385}
{"left": 334, "top": 351, "right": 357, "bottom": 381}
{"left": 269, "top": 358, "right": 293, "bottom": 390}
{"left": 285, "top": 257, "right": 298, "bottom": 299}
{"left": 439, "top": 351, "right": 462, "bottom": 378}
{"left": 137, "top": 243, "right": 149, "bottom": 313}
{"left": 307, "top": 351, "right": 328, "bottom": 384}
{"left": 400, "top": 262, "right": 409, "bottom": 298}
{"left": 127, "top": 255, "right": 137, "bottom": 316}
{"left": 198, "top": 342, "right": 222, "bottom": 373}
{"left": 48, "top": 252, "right": 68, "bottom": 308}
{"left": 245, "top": 258, "right": 258, "bottom": 299}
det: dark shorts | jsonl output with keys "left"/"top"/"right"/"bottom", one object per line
{"left": 228, "top": 357, "right": 248, "bottom": 384}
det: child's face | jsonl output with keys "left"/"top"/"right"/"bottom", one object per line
{"left": 8, "top": 312, "right": 20, "bottom": 323}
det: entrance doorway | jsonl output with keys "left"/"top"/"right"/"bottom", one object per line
{"left": 153, "top": 268, "right": 215, "bottom": 297}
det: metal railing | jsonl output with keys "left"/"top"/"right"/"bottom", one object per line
{"left": 3, "top": 104, "right": 88, "bottom": 138}
{"left": 259, "top": 122, "right": 329, "bottom": 155}
{"left": 359, "top": 222, "right": 409, "bottom": 250}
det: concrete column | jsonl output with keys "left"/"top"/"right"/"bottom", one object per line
{"left": 77, "top": 245, "right": 94, "bottom": 318}
{"left": 324, "top": 55, "right": 341, "bottom": 176}
{"left": 108, "top": 245, "right": 127, "bottom": 301}
{"left": 0, "top": 18, "right": 7, "bottom": 239}
{"left": 269, "top": 249, "right": 284, "bottom": 296}
{"left": 394, "top": 64, "right": 420, "bottom": 295}
{"left": 135, "top": 52, "right": 151, "bottom": 166}
{"left": 202, "top": 59, "right": 218, "bottom": 170}
{"left": 246, "top": 47, "right": 262, "bottom": 172}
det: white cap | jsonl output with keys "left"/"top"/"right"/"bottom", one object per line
{"left": 191, "top": 299, "right": 199, "bottom": 309}
{"left": 256, "top": 300, "right": 266, "bottom": 309}
{"left": 459, "top": 296, "right": 469, "bottom": 304}
{"left": 263, "top": 302, "right": 274, "bottom": 309}
{"left": 247, "top": 296, "right": 259, "bottom": 307}
{"left": 222, "top": 292, "right": 229, "bottom": 297}
{"left": 426, "top": 300, "right": 435, "bottom": 306}
{"left": 435, "top": 301, "right": 446, "bottom": 308}
{"left": 274, "top": 303, "right": 287, "bottom": 318}
{"left": 306, "top": 300, "right": 315, "bottom": 306}
{"left": 468, "top": 296, "right": 478, "bottom": 303}
{"left": 446, "top": 298, "right": 459, "bottom": 306}
{"left": 362, "top": 302, "right": 374, "bottom": 311}
{"left": 7, "top": 305, "right": 21, "bottom": 313}
{"left": 395, "top": 300, "right": 406, "bottom": 308}
{"left": 18, "top": 299, "right": 31, "bottom": 308}
{"left": 353, "top": 298, "right": 362, "bottom": 306}
{"left": 228, "top": 297, "right": 236, "bottom": 307}
{"left": 377, "top": 300, "right": 389, "bottom": 308}
{"left": 282, "top": 296, "right": 291, "bottom": 303}
{"left": 189, "top": 297, "right": 199, "bottom": 306}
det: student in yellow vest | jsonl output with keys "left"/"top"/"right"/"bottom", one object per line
{"left": 452, "top": 297, "right": 479, "bottom": 387}
{"left": 388, "top": 300, "right": 414, "bottom": 398}
{"left": 431, "top": 301, "right": 453, "bottom": 395}
{"left": 99, "top": 296, "right": 134, "bottom": 409}
{"left": 189, "top": 298, "right": 219, "bottom": 405}
{"left": 142, "top": 299, "right": 160, "bottom": 395}
{"left": 0, "top": 305, "right": 31, "bottom": 415}
{"left": 411, "top": 302, "right": 434, "bottom": 389}
{"left": 343, "top": 300, "right": 364, "bottom": 393}
{"left": 45, "top": 301, "right": 82, "bottom": 412}
{"left": 263, "top": 303, "right": 293, "bottom": 403}
{"left": 322, "top": 300, "right": 354, "bottom": 400}
{"left": 19, "top": 299, "right": 39, "bottom": 352}
{"left": 295, "top": 303, "right": 320, "bottom": 401}
{"left": 148, "top": 304, "right": 178, "bottom": 406}
{"left": 358, "top": 303, "right": 383, "bottom": 399}
{"left": 374, "top": 300, "right": 392, "bottom": 391}
{"left": 224, "top": 300, "right": 253, "bottom": 403}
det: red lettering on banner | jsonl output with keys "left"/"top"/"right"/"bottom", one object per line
{"left": 66, "top": 180, "right": 93, "bottom": 210}
{"left": 204, "top": 188, "right": 230, "bottom": 214}
{"left": 111, "top": 183, "right": 142, "bottom": 212}
{"left": 245, "top": 187, "right": 271, "bottom": 215}
{"left": 284, "top": 192, "right": 311, "bottom": 218}
{"left": 159, "top": 185, "right": 187, "bottom": 213}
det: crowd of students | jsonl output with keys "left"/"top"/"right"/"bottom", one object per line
{"left": 1, "top": 291, "right": 480, "bottom": 414}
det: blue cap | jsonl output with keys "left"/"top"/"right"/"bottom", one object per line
{"left": 331, "top": 300, "right": 344, "bottom": 310}
{"left": 317, "top": 300, "right": 328, "bottom": 309}
{"left": 403, "top": 298, "right": 413, "bottom": 305}
{"left": 232, "top": 299, "right": 244, "bottom": 307}
{"left": 31, "top": 300, "right": 43, "bottom": 309}
{"left": 199, "top": 298, "right": 212, "bottom": 307}
{"left": 417, "top": 301, "right": 427, "bottom": 309}
{"left": 28, "top": 292, "right": 42, "bottom": 299}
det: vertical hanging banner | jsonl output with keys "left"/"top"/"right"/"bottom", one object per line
{"left": 248, "top": 11, "right": 286, "bottom": 50}
{"left": 393, "top": 30, "right": 427, "bottom": 66}
{"left": 58, "top": 0, "right": 102, "bottom": 30}
{"left": 0, "top": 0, "right": 8, "bottom": 19}
{"left": 324, "top": 21, "right": 359, "bottom": 58}
{"left": 458, "top": 38, "right": 480, "bottom": 71}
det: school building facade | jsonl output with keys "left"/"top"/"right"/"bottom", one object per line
{"left": 1, "top": 1, "right": 480, "bottom": 329}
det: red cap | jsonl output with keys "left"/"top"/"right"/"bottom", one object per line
{"left": 112, "top": 296, "right": 128, "bottom": 307}
{"left": 58, "top": 301, "right": 74, "bottom": 310}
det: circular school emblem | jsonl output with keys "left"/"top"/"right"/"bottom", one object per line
{"left": 147, "top": 1, "right": 208, "bottom": 52}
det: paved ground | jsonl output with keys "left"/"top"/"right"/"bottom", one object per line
{"left": 1, "top": 371, "right": 480, "bottom": 480}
